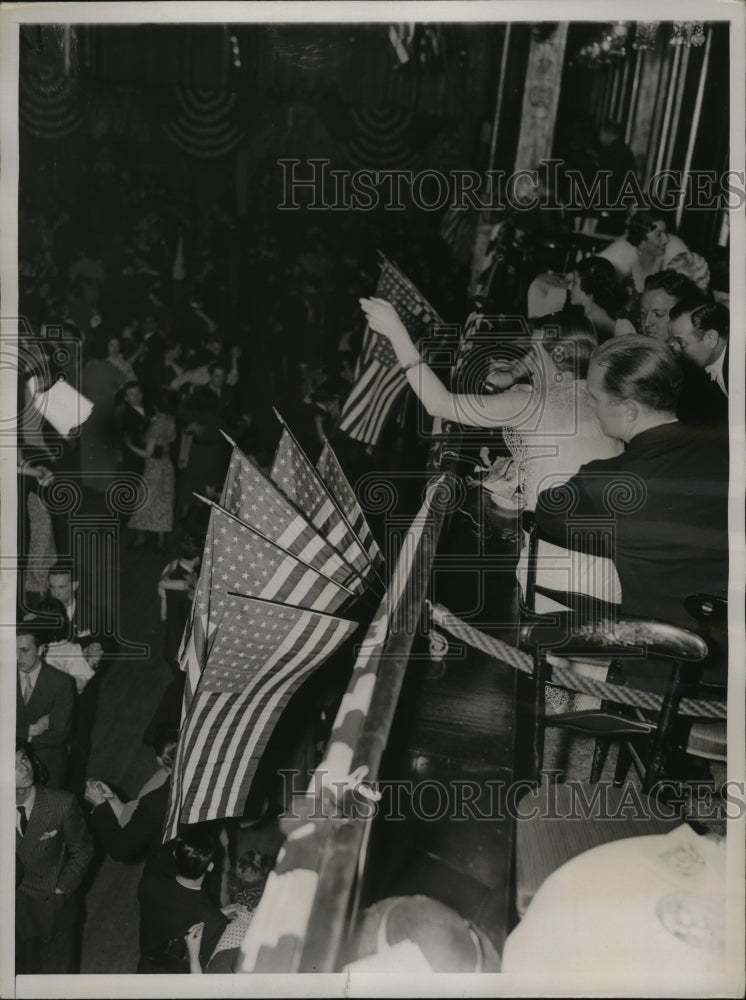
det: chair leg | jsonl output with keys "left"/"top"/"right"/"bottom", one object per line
{"left": 590, "top": 738, "right": 610, "bottom": 782}
{"left": 613, "top": 739, "right": 634, "bottom": 786}
{"left": 642, "top": 661, "right": 683, "bottom": 794}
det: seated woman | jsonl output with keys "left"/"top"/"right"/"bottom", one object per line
{"left": 598, "top": 209, "right": 689, "bottom": 296}
{"left": 359, "top": 300, "right": 622, "bottom": 608}
{"left": 568, "top": 256, "right": 632, "bottom": 340}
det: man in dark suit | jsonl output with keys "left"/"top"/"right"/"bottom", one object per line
{"left": 47, "top": 564, "right": 109, "bottom": 795}
{"left": 536, "top": 335, "right": 729, "bottom": 633}
{"left": 15, "top": 741, "right": 93, "bottom": 973}
{"left": 17, "top": 623, "right": 75, "bottom": 789}
{"left": 668, "top": 298, "right": 729, "bottom": 428}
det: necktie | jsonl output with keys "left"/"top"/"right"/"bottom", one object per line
{"left": 17, "top": 805, "right": 28, "bottom": 836}
{"left": 22, "top": 674, "right": 33, "bottom": 704}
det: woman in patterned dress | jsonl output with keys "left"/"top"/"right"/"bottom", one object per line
{"left": 125, "top": 391, "right": 177, "bottom": 551}
{"left": 359, "top": 300, "right": 623, "bottom": 607}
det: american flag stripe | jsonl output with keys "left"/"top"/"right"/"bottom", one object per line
{"left": 164, "top": 597, "right": 357, "bottom": 836}
{"left": 317, "top": 444, "right": 384, "bottom": 570}
{"left": 271, "top": 425, "right": 373, "bottom": 578}
{"left": 337, "top": 254, "right": 443, "bottom": 446}
{"left": 199, "top": 617, "right": 351, "bottom": 820}
{"left": 220, "top": 446, "right": 360, "bottom": 591}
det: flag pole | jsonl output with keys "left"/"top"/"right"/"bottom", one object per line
{"left": 272, "top": 409, "right": 385, "bottom": 596}
{"left": 218, "top": 435, "right": 371, "bottom": 597}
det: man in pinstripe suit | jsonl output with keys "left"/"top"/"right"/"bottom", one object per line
{"left": 15, "top": 742, "right": 93, "bottom": 974}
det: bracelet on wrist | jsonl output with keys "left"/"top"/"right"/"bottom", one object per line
{"left": 402, "top": 358, "right": 424, "bottom": 373}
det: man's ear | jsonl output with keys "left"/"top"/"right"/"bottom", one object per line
{"left": 622, "top": 398, "right": 639, "bottom": 423}
{"left": 72, "top": 581, "right": 79, "bottom": 594}
{"left": 207, "top": 861, "right": 215, "bottom": 873}
{"left": 38, "top": 643, "right": 49, "bottom": 660}
{"left": 703, "top": 328, "right": 719, "bottom": 350}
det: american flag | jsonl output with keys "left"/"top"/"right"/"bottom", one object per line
{"left": 164, "top": 594, "right": 357, "bottom": 838}
{"left": 270, "top": 424, "right": 373, "bottom": 580}
{"left": 178, "top": 502, "right": 354, "bottom": 711}
{"left": 221, "top": 445, "right": 363, "bottom": 594}
{"left": 337, "top": 254, "right": 443, "bottom": 447}
{"left": 316, "top": 441, "right": 384, "bottom": 573}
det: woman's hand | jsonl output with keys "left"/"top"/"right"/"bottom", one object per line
{"left": 220, "top": 903, "right": 248, "bottom": 920}
{"left": 185, "top": 922, "right": 204, "bottom": 954}
{"left": 359, "top": 297, "right": 408, "bottom": 345}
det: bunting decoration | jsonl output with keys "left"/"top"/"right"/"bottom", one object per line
{"left": 162, "top": 88, "right": 246, "bottom": 158}
{"left": 166, "top": 421, "right": 385, "bottom": 838}
{"left": 236, "top": 478, "right": 441, "bottom": 972}
{"left": 337, "top": 254, "right": 443, "bottom": 447}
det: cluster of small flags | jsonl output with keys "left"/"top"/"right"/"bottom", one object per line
{"left": 163, "top": 419, "right": 384, "bottom": 841}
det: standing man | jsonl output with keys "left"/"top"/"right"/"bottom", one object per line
{"left": 17, "top": 622, "right": 75, "bottom": 789}
{"left": 15, "top": 741, "right": 93, "bottom": 973}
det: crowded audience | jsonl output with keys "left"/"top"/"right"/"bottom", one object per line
{"left": 16, "top": 127, "right": 731, "bottom": 977}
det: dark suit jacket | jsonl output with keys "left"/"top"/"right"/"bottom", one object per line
{"left": 676, "top": 346, "right": 729, "bottom": 430}
{"left": 88, "top": 780, "right": 176, "bottom": 881}
{"left": 535, "top": 421, "right": 729, "bottom": 628}
{"left": 16, "top": 786, "right": 93, "bottom": 942}
{"left": 119, "top": 402, "right": 150, "bottom": 475}
{"left": 17, "top": 663, "right": 75, "bottom": 787}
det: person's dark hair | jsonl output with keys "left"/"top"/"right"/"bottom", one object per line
{"left": 178, "top": 535, "right": 201, "bottom": 560}
{"left": 227, "top": 850, "right": 273, "bottom": 908}
{"left": 22, "top": 597, "right": 71, "bottom": 644}
{"left": 592, "top": 335, "right": 684, "bottom": 412}
{"left": 16, "top": 619, "right": 51, "bottom": 649}
{"left": 668, "top": 298, "right": 729, "bottom": 341}
{"left": 153, "top": 728, "right": 179, "bottom": 769}
{"left": 575, "top": 256, "right": 625, "bottom": 316}
{"left": 173, "top": 829, "right": 218, "bottom": 880}
{"left": 16, "top": 739, "right": 48, "bottom": 786}
{"left": 626, "top": 210, "right": 667, "bottom": 247}
{"left": 123, "top": 380, "right": 142, "bottom": 395}
{"left": 48, "top": 561, "right": 77, "bottom": 583}
{"left": 85, "top": 332, "right": 110, "bottom": 362}
{"left": 643, "top": 269, "right": 701, "bottom": 302}
{"left": 533, "top": 310, "right": 598, "bottom": 380}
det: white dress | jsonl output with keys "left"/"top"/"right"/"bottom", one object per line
{"left": 504, "top": 378, "right": 623, "bottom": 609}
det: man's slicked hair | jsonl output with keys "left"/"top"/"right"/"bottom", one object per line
{"left": 592, "top": 335, "right": 684, "bottom": 412}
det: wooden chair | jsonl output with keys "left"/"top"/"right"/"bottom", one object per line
{"left": 518, "top": 512, "right": 716, "bottom": 793}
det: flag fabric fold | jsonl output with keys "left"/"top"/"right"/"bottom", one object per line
{"left": 178, "top": 501, "right": 355, "bottom": 712}
{"left": 316, "top": 441, "right": 384, "bottom": 573}
{"left": 221, "top": 444, "right": 364, "bottom": 593}
{"left": 270, "top": 423, "right": 374, "bottom": 581}
{"left": 164, "top": 595, "right": 358, "bottom": 839}
{"left": 337, "top": 254, "right": 443, "bottom": 447}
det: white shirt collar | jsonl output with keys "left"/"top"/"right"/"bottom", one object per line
{"left": 704, "top": 347, "right": 727, "bottom": 396}
{"left": 20, "top": 662, "right": 42, "bottom": 695}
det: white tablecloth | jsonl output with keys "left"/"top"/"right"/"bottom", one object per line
{"left": 502, "top": 823, "right": 727, "bottom": 990}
